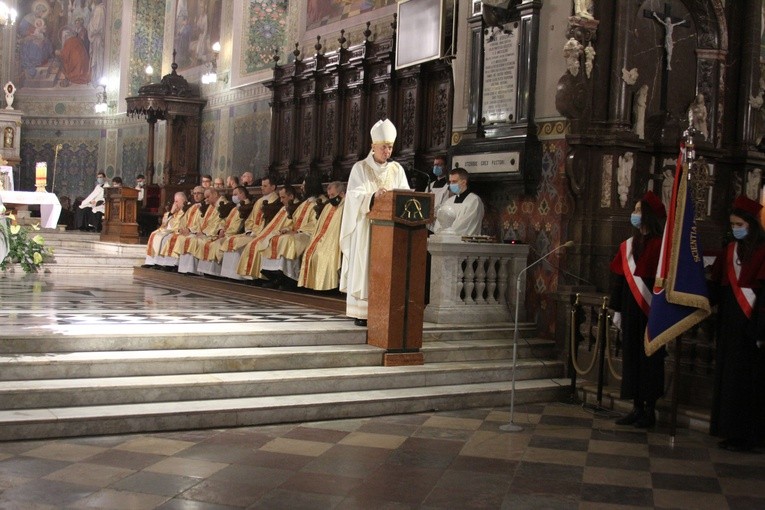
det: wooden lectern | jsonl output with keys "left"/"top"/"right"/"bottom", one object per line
{"left": 101, "top": 187, "right": 140, "bottom": 244}
{"left": 367, "top": 189, "right": 434, "bottom": 366}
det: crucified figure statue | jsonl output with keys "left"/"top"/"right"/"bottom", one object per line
{"left": 652, "top": 13, "right": 687, "bottom": 71}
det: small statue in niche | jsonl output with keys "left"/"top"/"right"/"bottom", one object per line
{"left": 688, "top": 93, "right": 709, "bottom": 140}
{"left": 4, "top": 82, "right": 15, "bottom": 110}
{"left": 573, "top": 0, "right": 594, "bottom": 20}
{"left": 584, "top": 44, "right": 596, "bottom": 78}
{"left": 621, "top": 67, "right": 639, "bottom": 86}
{"left": 662, "top": 166, "right": 674, "bottom": 208}
{"left": 563, "top": 38, "right": 583, "bottom": 77}
{"left": 633, "top": 85, "right": 648, "bottom": 140}
{"left": 3, "top": 127, "right": 13, "bottom": 149}
{"left": 617, "top": 152, "right": 634, "bottom": 207}
{"left": 746, "top": 168, "right": 762, "bottom": 200}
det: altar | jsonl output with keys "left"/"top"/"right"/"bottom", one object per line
{"left": 0, "top": 191, "right": 62, "bottom": 229}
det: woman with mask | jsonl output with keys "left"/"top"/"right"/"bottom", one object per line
{"left": 710, "top": 196, "right": 765, "bottom": 452}
{"left": 609, "top": 191, "right": 667, "bottom": 428}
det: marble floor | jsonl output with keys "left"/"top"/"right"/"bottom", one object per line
{"left": 0, "top": 404, "right": 762, "bottom": 509}
{"left": 1, "top": 273, "right": 763, "bottom": 509}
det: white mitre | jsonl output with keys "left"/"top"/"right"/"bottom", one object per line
{"left": 370, "top": 119, "right": 397, "bottom": 144}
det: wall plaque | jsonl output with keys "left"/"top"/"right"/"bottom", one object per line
{"left": 453, "top": 151, "right": 520, "bottom": 174}
{"left": 482, "top": 24, "right": 519, "bottom": 124}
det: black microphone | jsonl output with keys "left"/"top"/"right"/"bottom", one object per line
{"left": 405, "top": 164, "right": 434, "bottom": 193}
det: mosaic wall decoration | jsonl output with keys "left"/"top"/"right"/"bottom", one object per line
{"left": 239, "top": 0, "right": 290, "bottom": 75}
{"left": 230, "top": 100, "right": 271, "bottom": 178}
{"left": 495, "top": 121, "right": 572, "bottom": 338}
{"left": 16, "top": 0, "right": 110, "bottom": 89}
{"left": 20, "top": 135, "right": 99, "bottom": 201}
{"left": 199, "top": 113, "right": 217, "bottom": 174}
{"left": 129, "top": 0, "right": 165, "bottom": 95}
{"left": 120, "top": 131, "right": 148, "bottom": 185}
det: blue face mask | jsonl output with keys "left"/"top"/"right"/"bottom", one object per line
{"left": 232, "top": 195, "right": 241, "bottom": 205}
{"left": 630, "top": 213, "right": 642, "bottom": 229}
{"left": 433, "top": 165, "right": 443, "bottom": 177}
{"left": 97, "top": 177, "right": 105, "bottom": 185}
{"left": 449, "top": 183, "right": 461, "bottom": 194}
{"left": 732, "top": 226, "right": 748, "bottom": 240}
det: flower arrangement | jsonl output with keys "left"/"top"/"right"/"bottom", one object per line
{"left": 0, "top": 203, "right": 50, "bottom": 273}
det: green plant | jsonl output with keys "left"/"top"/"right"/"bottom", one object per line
{"left": 0, "top": 207, "right": 51, "bottom": 273}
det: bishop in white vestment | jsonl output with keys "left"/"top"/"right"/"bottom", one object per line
{"left": 339, "top": 119, "right": 410, "bottom": 326}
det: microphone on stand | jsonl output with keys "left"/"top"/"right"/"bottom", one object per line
{"left": 500, "top": 240, "right": 575, "bottom": 433}
{"left": 405, "top": 164, "right": 434, "bottom": 193}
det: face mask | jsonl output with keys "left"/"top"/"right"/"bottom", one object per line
{"left": 232, "top": 195, "right": 241, "bottom": 205}
{"left": 329, "top": 196, "right": 341, "bottom": 207}
{"left": 449, "top": 183, "right": 461, "bottom": 194}
{"left": 136, "top": 181, "right": 144, "bottom": 188}
{"left": 433, "top": 165, "right": 443, "bottom": 177}
{"left": 732, "top": 226, "right": 748, "bottom": 240}
{"left": 97, "top": 177, "right": 105, "bottom": 185}
{"left": 630, "top": 213, "right": 642, "bottom": 229}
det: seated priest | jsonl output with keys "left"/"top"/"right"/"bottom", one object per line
{"left": 75, "top": 171, "right": 107, "bottom": 232}
{"left": 298, "top": 182, "right": 346, "bottom": 291}
{"left": 220, "top": 175, "right": 280, "bottom": 279}
{"left": 157, "top": 186, "right": 205, "bottom": 268}
{"left": 197, "top": 186, "right": 252, "bottom": 276}
{"left": 432, "top": 168, "right": 485, "bottom": 237}
{"left": 172, "top": 187, "right": 225, "bottom": 274}
{"left": 144, "top": 191, "right": 188, "bottom": 266}
{"left": 237, "top": 184, "right": 301, "bottom": 280}
{"left": 260, "top": 175, "right": 326, "bottom": 288}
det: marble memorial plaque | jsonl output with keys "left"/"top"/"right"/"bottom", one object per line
{"left": 482, "top": 23, "right": 519, "bottom": 124}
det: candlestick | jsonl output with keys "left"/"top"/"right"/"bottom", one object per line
{"left": 35, "top": 162, "right": 47, "bottom": 192}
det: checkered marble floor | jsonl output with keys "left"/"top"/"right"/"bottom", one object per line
{"left": 0, "top": 403, "right": 761, "bottom": 509}
{"left": 0, "top": 273, "right": 347, "bottom": 331}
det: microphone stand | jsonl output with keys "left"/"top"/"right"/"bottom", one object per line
{"left": 500, "top": 240, "right": 574, "bottom": 433}
{"left": 406, "top": 164, "right": 433, "bottom": 193}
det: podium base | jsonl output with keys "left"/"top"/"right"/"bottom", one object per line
{"left": 383, "top": 352, "right": 424, "bottom": 366}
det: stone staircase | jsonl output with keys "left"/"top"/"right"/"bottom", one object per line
{"left": 37, "top": 229, "right": 145, "bottom": 275}
{"left": 0, "top": 233, "right": 567, "bottom": 440}
{"left": 0, "top": 323, "right": 566, "bottom": 440}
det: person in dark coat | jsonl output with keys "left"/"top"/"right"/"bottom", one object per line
{"left": 609, "top": 191, "right": 667, "bottom": 428}
{"left": 709, "top": 195, "right": 765, "bottom": 452}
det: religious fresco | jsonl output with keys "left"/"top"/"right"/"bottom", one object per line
{"left": 174, "top": 0, "right": 223, "bottom": 71}
{"left": 306, "top": 0, "right": 396, "bottom": 32}
{"left": 16, "top": 0, "right": 108, "bottom": 89}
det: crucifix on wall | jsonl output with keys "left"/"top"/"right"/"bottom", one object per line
{"left": 644, "top": 3, "right": 689, "bottom": 72}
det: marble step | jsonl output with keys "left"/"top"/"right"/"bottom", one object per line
{"left": 0, "top": 359, "right": 564, "bottom": 409}
{"left": 0, "top": 379, "right": 568, "bottom": 440}
{"left": 0, "top": 326, "right": 366, "bottom": 352}
{"left": 0, "top": 339, "right": 554, "bottom": 381}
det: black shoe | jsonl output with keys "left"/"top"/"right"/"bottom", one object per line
{"left": 353, "top": 318, "right": 367, "bottom": 327}
{"left": 634, "top": 410, "right": 656, "bottom": 429}
{"left": 615, "top": 408, "right": 644, "bottom": 426}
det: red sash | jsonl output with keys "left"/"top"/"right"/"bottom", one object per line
{"left": 300, "top": 205, "right": 338, "bottom": 282}
{"left": 726, "top": 242, "right": 755, "bottom": 318}
{"left": 620, "top": 238, "right": 652, "bottom": 316}
{"left": 244, "top": 209, "right": 286, "bottom": 271}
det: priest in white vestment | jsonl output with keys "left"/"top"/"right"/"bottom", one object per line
{"left": 339, "top": 119, "right": 410, "bottom": 326}
{"left": 432, "top": 167, "right": 485, "bottom": 236}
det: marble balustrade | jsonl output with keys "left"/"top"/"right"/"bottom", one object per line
{"left": 425, "top": 237, "right": 530, "bottom": 324}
